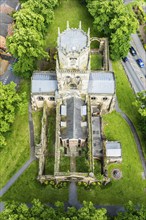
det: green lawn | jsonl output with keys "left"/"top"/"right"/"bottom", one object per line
{"left": 112, "top": 61, "right": 146, "bottom": 157}
{"left": 59, "top": 156, "right": 70, "bottom": 172}
{"left": 1, "top": 161, "right": 68, "bottom": 203}
{"left": 90, "top": 54, "right": 103, "bottom": 70}
{"left": 0, "top": 80, "right": 30, "bottom": 189}
{"left": 78, "top": 111, "right": 146, "bottom": 205}
{"left": 32, "top": 110, "right": 42, "bottom": 145}
{"left": 45, "top": 109, "right": 56, "bottom": 175}
{"left": 76, "top": 157, "right": 89, "bottom": 173}
{"left": 45, "top": 0, "right": 97, "bottom": 48}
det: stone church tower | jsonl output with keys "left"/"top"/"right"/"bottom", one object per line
{"left": 56, "top": 21, "right": 90, "bottom": 96}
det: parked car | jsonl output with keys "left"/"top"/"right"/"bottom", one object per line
{"left": 136, "top": 58, "right": 144, "bottom": 68}
{"left": 122, "top": 57, "right": 128, "bottom": 62}
{"left": 129, "top": 46, "right": 137, "bottom": 56}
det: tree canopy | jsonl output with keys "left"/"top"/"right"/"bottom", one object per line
{"left": 86, "top": 0, "right": 138, "bottom": 60}
{"left": 0, "top": 200, "right": 107, "bottom": 220}
{"left": 7, "top": 0, "right": 58, "bottom": 77}
{"left": 0, "top": 82, "right": 22, "bottom": 146}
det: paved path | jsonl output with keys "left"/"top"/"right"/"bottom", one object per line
{"left": 115, "top": 100, "right": 146, "bottom": 178}
{"left": 68, "top": 182, "right": 82, "bottom": 209}
{"left": 0, "top": 159, "right": 34, "bottom": 197}
{"left": 0, "top": 103, "right": 36, "bottom": 212}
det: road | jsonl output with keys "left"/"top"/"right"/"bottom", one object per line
{"left": 122, "top": 33, "right": 146, "bottom": 93}
{"left": 0, "top": 64, "right": 20, "bottom": 85}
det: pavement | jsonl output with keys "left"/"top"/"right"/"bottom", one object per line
{"left": 0, "top": 64, "right": 20, "bottom": 85}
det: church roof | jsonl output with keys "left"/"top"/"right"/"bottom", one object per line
{"left": 88, "top": 72, "right": 115, "bottom": 94}
{"left": 59, "top": 28, "right": 88, "bottom": 53}
{"left": 31, "top": 71, "right": 57, "bottom": 94}
{"left": 61, "top": 97, "right": 87, "bottom": 139}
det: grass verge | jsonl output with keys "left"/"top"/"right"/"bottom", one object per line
{"left": 1, "top": 161, "right": 68, "bottom": 203}
{"left": 112, "top": 61, "right": 146, "bottom": 156}
{"left": 32, "top": 110, "right": 42, "bottom": 145}
{"left": 0, "top": 80, "right": 30, "bottom": 189}
{"left": 78, "top": 111, "right": 146, "bottom": 205}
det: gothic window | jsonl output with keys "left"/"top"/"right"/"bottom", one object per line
{"left": 78, "top": 139, "right": 81, "bottom": 147}
{"left": 66, "top": 76, "right": 71, "bottom": 83}
{"left": 91, "top": 97, "right": 96, "bottom": 100}
{"left": 75, "top": 76, "right": 81, "bottom": 84}
{"left": 70, "top": 84, "right": 77, "bottom": 89}
{"left": 49, "top": 97, "right": 55, "bottom": 101}
{"left": 37, "top": 96, "right": 44, "bottom": 101}
{"left": 103, "top": 97, "right": 108, "bottom": 101}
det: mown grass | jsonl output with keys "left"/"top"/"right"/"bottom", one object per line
{"left": 76, "top": 157, "right": 89, "bottom": 173}
{"left": 91, "top": 54, "right": 103, "bottom": 70}
{"left": 59, "top": 156, "right": 70, "bottom": 172}
{"left": 45, "top": 109, "right": 56, "bottom": 175}
{"left": 78, "top": 111, "right": 146, "bottom": 205}
{"left": 45, "top": 0, "right": 97, "bottom": 48}
{"left": 0, "top": 80, "right": 30, "bottom": 189}
{"left": 112, "top": 61, "right": 146, "bottom": 157}
{"left": 32, "top": 110, "right": 42, "bottom": 145}
{"left": 1, "top": 161, "right": 68, "bottom": 203}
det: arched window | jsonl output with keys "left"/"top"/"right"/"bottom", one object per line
{"left": 103, "top": 97, "right": 108, "bottom": 101}
{"left": 70, "top": 84, "right": 77, "bottom": 89}
{"left": 37, "top": 96, "right": 44, "bottom": 101}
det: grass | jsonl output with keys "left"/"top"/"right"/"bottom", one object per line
{"left": 112, "top": 61, "right": 146, "bottom": 157}
{"left": 45, "top": 0, "right": 97, "bottom": 48}
{"left": 94, "top": 160, "right": 101, "bottom": 175}
{"left": 78, "top": 111, "right": 146, "bottom": 205}
{"left": 90, "top": 54, "right": 103, "bottom": 70}
{"left": 76, "top": 157, "right": 89, "bottom": 173}
{"left": 59, "top": 156, "right": 70, "bottom": 172}
{"left": 32, "top": 110, "right": 42, "bottom": 145}
{"left": 1, "top": 161, "right": 69, "bottom": 203}
{"left": 45, "top": 109, "right": 56, "bottom": 175}
{"left": 0, "top": 80, "right": 30, "bottom": 189}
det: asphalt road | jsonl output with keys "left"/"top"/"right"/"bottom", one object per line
{"left": 0, "top": 64, "right": 20, "bottom": 85}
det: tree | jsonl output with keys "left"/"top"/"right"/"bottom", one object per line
{"left": 115, "top": 201, "right": 146, "bottom": 220}
{"left": 133, "top": 91, "right": 146, "bottom": 117}
{"left": 0, "top": 82, "right": 21, "bottom": 146}
{"left": 7, "top": 0, "right": 58, "bottom": 77}
{"left": 87, "top": 0, "right": 138, "bottom": 60}
{"left": 0, "top": 200, "right": 107, "bottom": 220}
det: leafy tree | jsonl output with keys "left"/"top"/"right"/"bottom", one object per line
{"left": 0, "top": 82, "right": 21, "bottom": 146}
{"left": 133, "top": 91, "right": 146, "bottom": 117}
{"left": 0, "top": 199, "right": 107, "bottom": 220}
{"left": 115, "top": 201, "right": 146, "bottom": 220}
{"left": 7, "top": 0, "right": 58, "bottom": 77}
{"left": 86, "top": 0, "right": 138, "bottom": 60}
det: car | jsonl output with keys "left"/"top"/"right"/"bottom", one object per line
{"left": 129, "top": 46, "right": 137, "bottom": 56}
{"left": 122, "top": 57, "right": 128, "bottom": 62}
{"left": 136, "top": 58, "right": 144, "bottom": 68}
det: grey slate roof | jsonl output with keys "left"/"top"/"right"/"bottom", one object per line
{"left": 92, "top": 116, "right": 102, "bottom": 157}
{"left": 31, "top": 72, "right": 57, "bottom": 94}
{"left": 0, "top": 0, "right": 19, "bottom": 9}
{"left": 0, "top": 12, "right": 13, "bottom": 24}
{"left": 59, "top": 29, "right": 88, "bottom": 53}
{"left": 0, "top": 23, "right": 8, "bottom": 37}
{"left": 106, "top": 141, "right": 121, "bottom": 157}
{"left": 88, "top": 72, "right": 115, "bottom": 94}
{"left": 61, "top": 97, "right": 87, "bottom": 139}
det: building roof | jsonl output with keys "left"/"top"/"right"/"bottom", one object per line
{"left": 0, "top": 12, "right": 13, "bottom": 24}
{"left": 61, "top": 97, "right": 87, "bottom": 139}
{"left": 0, "top": 23, "right": 8, "bottom": 37}
{"left": 106, "top": 141, "right": 121, "bottom": 157}
{"left": 88, "top": 72, "right": 115, "bottom": 94}
{"left": 31, "top": 71, "right": 57, "bottom": 94}
{"left": 0, "top": 0, "right": 19, "bottom": 9}
{"left": 59, "top": 28, "right": 88, "bottom": 53}
{"left": 92, "top": 116, "right": 102, "bottom": 157}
